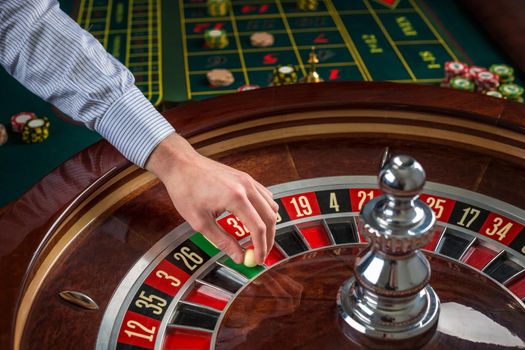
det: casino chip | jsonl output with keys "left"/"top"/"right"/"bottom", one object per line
{"left": 474, "top": 70, "right": 499, "bottom": 93}
{"left": 442, "top": 61, "right": 469, "bottom": 87}
{"left": 297, "top": 0, "right": 318, "bottom": 11}
{"left": 21, "top": 117, "right": 50, "bottom": 144}
{"left": 271, "top": 65, "right": 298, "bottom": 86}
{"left": 250, "top": 32, "right": 274, "bottom": 48}
{"left": 205, "top": 29, "right": 228, "bottom": 49}
{"left": 207, "top": 0, "right": 229, "bottom": 16}
{"left": 11, "top": 112, "right": 36, "bottom": 133}
{"left": 467, "top": 66, "right": 487, "bottom": 81}
{"left": 484, "top": 90, "right": 503, "bottom": 98}
{"left": 449, "top": 77, "right": 474, "bottom": 92}
{"left": 499, "top": 83, "right": 524, "bottom": 101}
{"left": 0, "top": 124, "right": 7, "bottom": 146}
{"left": 237, "top": 84, "right": 260, "bottom": 92}
{"left": 207, "top": 69, "right": 235, "bottom": 87}
{"left": 489, "top": 64, "right": 514, "bottom": 84}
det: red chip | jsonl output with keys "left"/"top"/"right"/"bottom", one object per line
{"left": 444, "top": 61, "right": 469, "bottom": 76}
{"left": 475, "top": 70, "right": 499, "bottom": 92}
{"left": 468, "top": 66, "right": 487, "bottom": 80}
{"left": 11, "top": 112, "right": 37, "bottom": 133}
{"left": 237, "top": 84, "right": 261, "bottom": 92}
{"left": 475, "top": 71, "right": 499, "bottom": 84}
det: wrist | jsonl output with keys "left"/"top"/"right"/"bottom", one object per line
{"left": 145, "top": 133, "right": 200, "bottom": 181}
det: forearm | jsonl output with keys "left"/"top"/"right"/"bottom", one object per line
{"left": 0, "top": 0, "right": 174, "bottom": 166}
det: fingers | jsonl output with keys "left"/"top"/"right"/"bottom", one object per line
{"left": 232, "top": 194, "right": 269, "bottom": 265}
{"left": 255, "top": 182, "right": 279, "bottom": 213}
{"left": 249, "top": 187, "right": 277, "bottom": 259}
{"left": 253, "top": 185, "right": 276, "bottom": 253}
{"left": 196, "top": 217, "right": 244, "bottom": 264}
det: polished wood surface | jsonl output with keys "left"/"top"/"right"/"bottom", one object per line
{"left": 1, "top": 83, "right": 524, "bottom": 349}
{"left": 216, "top": 246, "right": 525, "bottom": 349}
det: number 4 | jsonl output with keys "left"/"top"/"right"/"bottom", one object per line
{"left": 484, "top": 217, "right": 513, "bottom": 241}
{"left": 329, "top": 192, "right": 340, "bottom": 212}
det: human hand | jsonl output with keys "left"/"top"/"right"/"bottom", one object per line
{"left": 146, "top": 133, "right": 278, "bottom": 265}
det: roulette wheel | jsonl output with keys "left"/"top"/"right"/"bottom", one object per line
{"left": 1, "top": 82, "right": 524, "bottom": 349}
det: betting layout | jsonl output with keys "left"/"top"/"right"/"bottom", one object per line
{"left": 74, "top": 0, "right": 466, "bottom": 102}
{"left": 173, "top": 0, "right": 464, "bottom": 100}
{"left": 98, "top": 177, "right": 525, "bottom": 350}
{"left": 75, "top": 0, "right": 163, "bottom": 105}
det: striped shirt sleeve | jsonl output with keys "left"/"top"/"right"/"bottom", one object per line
{"left": 0, "top": 0, "right": 175, "bottom": 167}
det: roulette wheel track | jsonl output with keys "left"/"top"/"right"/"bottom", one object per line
{"left": 1, "top": 82, "right": 524, "bottom": 349}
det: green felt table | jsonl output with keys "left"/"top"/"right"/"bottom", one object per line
{"left": 0, "top": 0, "right": 523, "bottom": 207}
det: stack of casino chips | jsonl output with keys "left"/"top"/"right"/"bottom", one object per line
{"left": 499, "top": 83, "right": 524, "bottom": 103}
{"left": 272, "top": 65, "right": 298, "bottom": 86}
{"left": 206, "top": 69, "right": 235, "bottom": 87}
{"left": 441, "top": 61, "right": 469, "bottom": 87}
{"left": 21, "top": 117, "right": 50, "bottom": 144}
{"left": 473, "top": 70, "right": 499, "bottom": 93}
{"left": 443, "top": 61, "right": 523, "bottom": 102}
{"left": 297, "top": 0, "right": 318, "bottom": 11}
{"left": 204, "top": 29, "right": 228, "bottom": 49}
{"left": 467, "top": 66, "right": 487, "bottom": 81}
{"left": 207, "top": 0, "right": 229, "bottom": 16}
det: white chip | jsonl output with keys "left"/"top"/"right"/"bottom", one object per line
{"left": 278, "top": 66, "right": 294, "bottom": 74}
{"left": 27, "top": 119, "right": 45, "bottom": 128}
{"left": 15, "top": 113, "right": 34, "bottom": 124}
{"left": 208, "top": 29, "right": 223, "bottom": 38}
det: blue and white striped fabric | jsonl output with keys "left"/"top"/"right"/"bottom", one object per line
{"left": 0, "top": 0, "right": 175, "bottom": 167}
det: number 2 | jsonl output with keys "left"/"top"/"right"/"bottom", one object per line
{"left": 425, "top": 197, "right": 445, "bottom": 219}
{"left": 174, "top": 247, "right": 204, "bottom": 271}
{"left": 124, "top": 320, "right": 156, "bottom": 342}
{"left": 357, "top": 190, "right": 374, "bottom": 211}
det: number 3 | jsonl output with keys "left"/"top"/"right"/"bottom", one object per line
{"left": 484, "top": 216, "right": 513, "bottom": 241}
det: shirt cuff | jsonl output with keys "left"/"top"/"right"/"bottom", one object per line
{"left": 94, "top": 86, "right": 175, "bottom": 167}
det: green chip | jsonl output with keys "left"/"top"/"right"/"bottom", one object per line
{"left": 207, "top": 0, "right": 229, "bottom": 16}
{"left": 204, "top": 29, "right": 228, "bottom": 49}
{"left": 449, "top": 77, "right": 474, "bottom": 91}
{"left": 499, "top": 83, "right": 524, "bottom": 98}
{"left": 489, "top": 64, "right": 514, "bottom": 78}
